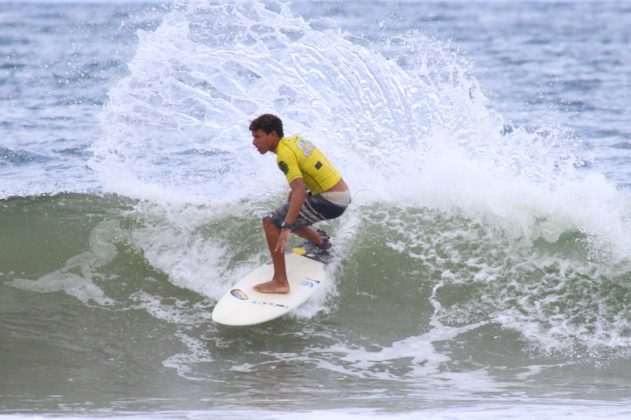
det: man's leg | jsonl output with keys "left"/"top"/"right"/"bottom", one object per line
{"left": 291, "top": 193, "right": 345, "bottom": 248}
{"left": 253, "top": 217, "right": 290, "bottom": 294}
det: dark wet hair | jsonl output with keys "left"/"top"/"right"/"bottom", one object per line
{"left": 249, "top": 114, "right": 284, "bottom": 138}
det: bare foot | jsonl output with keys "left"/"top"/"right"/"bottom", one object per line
{"left": 253, "top": 280, "right": 290, "bottom": 294}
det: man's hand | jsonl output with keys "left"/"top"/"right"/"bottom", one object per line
{"left": 275, "top": 178, "right": 306, "bottom": 253}
{"left": 275, "top": 228, "right": 291, "bottom": 253}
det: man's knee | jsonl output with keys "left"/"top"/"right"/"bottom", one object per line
{"left": 263, "top": 215, "right": 275, "bottom": 229}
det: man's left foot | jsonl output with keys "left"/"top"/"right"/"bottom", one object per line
{"left": 316, "top": 229, "right": 330, "bottom": 242}
{"left": 314, "top": 229, "right": 332, "bottom": 251}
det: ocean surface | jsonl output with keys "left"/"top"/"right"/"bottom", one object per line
{"left": 2, "top": 0, "right": 631, "bottom": 418}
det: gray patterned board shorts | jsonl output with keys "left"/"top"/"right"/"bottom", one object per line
{"left": 267, "top": 192, "right": 350, "bottom": 231}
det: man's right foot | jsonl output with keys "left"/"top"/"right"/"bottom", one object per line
{"left": 253, "top": 280, "right": 290, "bottom": 294}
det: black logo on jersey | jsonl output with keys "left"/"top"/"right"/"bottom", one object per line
{"left": 278, "top": 161, "right": 289, "bottom": 174}
{"left": 315, "top": 161, "right": 323, "bottom": 170}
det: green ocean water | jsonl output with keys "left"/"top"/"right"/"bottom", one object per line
{"left": 2, "top": 193, "right": 631, "bottom": 416}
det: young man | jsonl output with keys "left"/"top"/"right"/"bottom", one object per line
{"left": 250, "top": 114, "right": 351, "bottom": 294}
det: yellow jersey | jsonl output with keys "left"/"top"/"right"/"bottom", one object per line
{"left": 275, "top": 136, "right": 341, "bottom": 195}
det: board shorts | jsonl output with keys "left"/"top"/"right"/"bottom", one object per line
{"left": 267, "top": 190, "right": 351, "bottom": 231}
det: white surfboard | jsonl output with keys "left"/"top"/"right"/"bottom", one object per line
{"left": 212, "top": 248, "right": 328, "bottom": 326}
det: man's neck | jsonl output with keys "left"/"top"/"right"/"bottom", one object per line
{"left": 272, "top": 136, "right": 283, "bottom": 154}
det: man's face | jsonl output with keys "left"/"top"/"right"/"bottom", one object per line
{"left": 251, "top": 129, "right": 278, "bottom": 154}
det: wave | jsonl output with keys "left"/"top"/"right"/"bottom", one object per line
{"left": 2, "top": 192, "right": 631, "bottom": 363}
{"left": 90, "top": 0, "right": 631, "bottom": 252}
{"left": 0, "top": 147, "right": 51, "bottom": 166}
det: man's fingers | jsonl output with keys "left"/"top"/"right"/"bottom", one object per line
{"left": 275, "top": 236, "right": 288, "bottom": 253}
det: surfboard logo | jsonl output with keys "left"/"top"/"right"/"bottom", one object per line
{"left": 251, "top": 300, "right": 289, "bottom": 308}
{"left": 230, "top": 289, "right": 249, "bottom": 300}
{"left": 299, "top": 278, "right": 321, "bottom": 288}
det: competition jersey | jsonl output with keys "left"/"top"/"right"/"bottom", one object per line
{"left": 275, "top": 136, "right": 341, "bottom": 195}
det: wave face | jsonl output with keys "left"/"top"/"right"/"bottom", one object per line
{"left": 2, "top": 0, "right": 631, "bottom": 417}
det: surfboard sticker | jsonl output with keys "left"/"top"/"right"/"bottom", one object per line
{"left": 230, "top": 289, "right": 249, "bottom": 300}
{"left": 299, "top": 278, "right": 321, "bottom": 288}
{"left": 250, "top": 300, "right": 289, "bottom": 308}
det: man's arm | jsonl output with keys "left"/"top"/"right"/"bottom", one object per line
{"left": 275, "top": 178, "right": 306, "bottom": 252}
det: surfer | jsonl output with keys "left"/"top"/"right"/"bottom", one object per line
{"left": 250, "top": 114, "right": 351, "bottom": 294}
